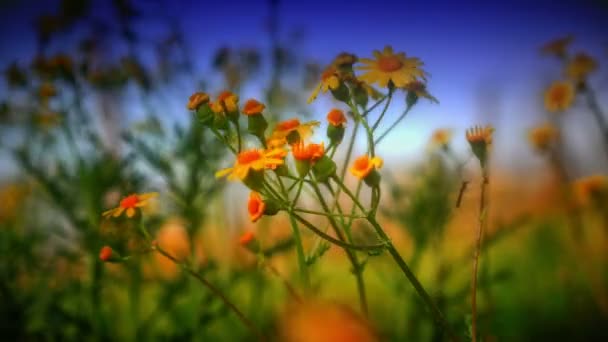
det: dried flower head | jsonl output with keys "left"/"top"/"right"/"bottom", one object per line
{"left": 544, "top": 81, "right": 575, "bottom": 113}
{"left": 528, "top": 123, "right": 559, "bottom": 152}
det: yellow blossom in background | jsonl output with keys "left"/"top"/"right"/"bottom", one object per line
{"left": 270, "top": 118, "right": 320, "bottom": 143}
{"left": 279, "top": 301, "right": 378, "bottom": 342}
{"left": 541, "top": 36, "right": 573, "bottom": 57}
{"left": 0, "top": 183, "right": 29, "bottom": 223}
{"left": 102, "top": 192, "right": 158, "bottom": 218}
{"left": 544, "top": 81, "right": 574, "bottom": 113}
{"left": 187, "top": 92, "right": 210, "bottom": 110}
{"left": 573, "top": 175, "right": 608, "bottom": 207}
{"left": 350, "top": 155, "right": 383, "bottom": 179}
{"left": 308, "top": 65, "right": 341, "bottom": 103}
{"left": 528, "top": 123, "right": 559, "bottom": 152}
{"left": 215, "top": 148, "right": 285, "bottom": 181}
{"left": 357, "top": 46, "right": 426, "bottom": 88}
{"left": 430, "top": 128, "right": 452, "bottom": 148}
{"left": 153, "top": 219, "right": 191, "bottom": 279}
{"left": 248, "top": 192, "right": 266, "bottom": 222}
{"left": 564, "top": 53, "right": 598, "bottom": 82}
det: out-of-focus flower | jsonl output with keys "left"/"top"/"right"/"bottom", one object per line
{"left": 99, "top": 246, "right": 116, "bottom": 262}
{"left": 279, "top": 301, "right": 378, "bottom": 342}
{"left": 573, "top": 175, "right": 608, "bottom": 207}
{"left": 242, "top": 98, "right": 265, "bottom": 115}
{"left": 239, "top": 231, "right": 256, "bottom": 246}
{"left": 357, "top": 46, "right": 426, "bottom": 88}
{"left": 0, "top": 183, "right": 29, "bottom": 224}
{"left": 153, "top": 219, "right": 191, "bottom": 279}
{"left": 564, "top": 53, "right": 598, "bottom": 82}
{"left": 248, "top": 192, "right": 266, "bottom": 222}
{"left": 350, "top": 155, "right": 383, "bottom": 180}
{"left": 187, "top": 92, "right": 210, "bottom": 110}
{"left": 216, "top": 148, "right": 286, "bottom": 181}
{"left": 333, "top": 52, "right": 358, "bottom": 69}
{"left": 270, "top": 118, "right": 320, "bottom": 144}
{"left": 5, "top": 63, "right": 27, "bottom": 87}
{"left": 39, "top": 83, "right": 57, "bottom": 99}
{"left": 541, "top": 36, "right": 573, "bottom": 58}
{"left": 430, "top": 128, "right": 452, "bottom": 148}
{"left": 544, "top": 81, "right": 575, "bottom": 113}
{"left": 102, "top": 192, "right": 158, "bottom": 218}
{"left": 403, "top": 80, "right": 439, "bottom": 104}
{"left": 308, "top": 65, "right": 342, "bottom": 103}
{"left": 211, "top": 90, "right": 239, "bottom": 113}
{"left": 327, "top": 109, "right": 347, "bottom": 127}
{"left": 528, "top": 123, "right": 559, "bottom": 153}
{"left": 35, "top": 112, "right": 62, "bottom": 129}
{"left": 466, "top": 125, "right": 494, "bottom": 165}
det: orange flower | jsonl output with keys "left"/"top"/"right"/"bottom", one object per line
{"left": 466, "top": 125, "right": 494, "bottom": 145}
{"left": 327, "top": 109, "right": 347, "bottom": 127}
{"left": 270, "top": 118, "right": 320, "bottom": 143}
{"left": 248, "top": 192, "right": 266, "bottom": 222}
{"left": 102, "top": 192, "right": 158, "bottom": 218}
{"left": 242, "top": 98, "right": 265, "bottom": 115}
{"left": 544, "top": 81, "right": 574, "bottom": 113}
{"left": 292, "top": 141, "right": 325, "bottom": 162}
{"left": 211, "top": 90, "right": 239, "bottom": 113}
{"left": 99, "top": 246, "right": 114, "bottom": 262}
{"left": 216, "top": 148, "right": 285, "bottom": 181}
{"left": 541, "top": 36, "right": 573, "bottom": 57}
{"left": 187, "top": 92, "right": 210, "bottom": 110}
{"left": 239, "top": 231, "right": 256, "bottom": 246}
{"left": 573, "top": 175, "right": 608, "bottom": 206}
{"left": 308, "top": 65, "right": 342, "bottom": 103}
{"left": 350, "top": 155, "right": 383, "bottom": 179}
{"left": 565, "top": 53, "right": 598, "bottom": 82}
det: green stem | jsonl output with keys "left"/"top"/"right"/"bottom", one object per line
{"left": 293, "top": 207, "right": 366, "bottom": 219}
{"left": 375, "top": 105, "right": 414, "bottom": 146}
{"left": 371, "top": 87, "right": 393, "bottom": 131}
{"left": 471, "top": 169, "right": 489, "bottom": 342}
{"left": 287, "top": 212, "right": 311, "bottom": 288}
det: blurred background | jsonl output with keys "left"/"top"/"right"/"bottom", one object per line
{"left": 1, "top": 0, "right": 607, "bottom": 341}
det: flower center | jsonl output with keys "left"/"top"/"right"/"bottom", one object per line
{"left": 277, "top": 119, "right": 300, "bottom": 131}
{"left": 120, "top": 194, "right": 139, "bottom": 209}
{"left": 237, "top": 150, "right": 263, "bottom": 164}
{"left": 377, "top": 56, "right": 403, "bottom": 72}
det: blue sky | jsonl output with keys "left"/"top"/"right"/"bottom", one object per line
{"left": 1, "top": 0, "right": 607, "bottom": 172}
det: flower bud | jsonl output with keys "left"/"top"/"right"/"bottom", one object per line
{"left": 239, "top": 231, "right": 260, "bottom": 253}
{"left": 99, "top": 246, "right": 121, "bottom": 263}
{"left": 312, "top": 155, "right": 337, "bottom": 182}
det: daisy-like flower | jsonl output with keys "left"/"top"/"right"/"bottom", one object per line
{"left": 270, "top": 118, "right": 320, "bottom": 144}
{"left": 541, "top": 36, "right": 573, "bottom": 57}
{"left": 573, "top": 175, "right": 608, "bottom": 206}
{"left": 187, "top": 92, "right": 210, "bottom": 110}
{"left": 242, "top": 98, "right": 265, "bottom": 115}
{"left": 308, "top": 66, "right": 341, "bottom": 103}
{"left": 430, "top": 128, "right": 452, "bottom": 148}
{"left": 528, "top": 123, "right": 559, "bottom": 152}
{"left": 292, "top": 141, "right": 325, "bottom": 162}
{"left": 350, "top": 155, "right": 383, "bottom": 179}
{"left": 211, "top": 90, "right": 239, "bottom": 113}
{"left": 357, "top": 46, "right": 426, "bottom": 88}
{"left": 102, "top": 192, "right": 158, "bottom": 218}
{"left": 564, "top": 53, "right": 598, "bottom": 82}
{"left": 544, "top": 81, "right": 575, "bottom": 113}
{"left": 327, "top": 109, "right": 347, "bottom": 127}
{"left": 215, "top": 148, "right": 286, "bottom": 181}
{"left": 248, "top": 192, "right": 265, "bottom": 222}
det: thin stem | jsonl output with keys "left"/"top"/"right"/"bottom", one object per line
{"left": 234, "top": 119, "right": 242, "bottom": 152}
{"left": 471, "top": 169, "right": 489, "bottom": 342}
{"left": 362, "top": 94, "right": 388, "bottom": 117}
{"left": 293, "top": 207, "right": 366, "bottom": 219}
{"left": 375, "top": 105, "right": 413, "bottom": 146}
{"left": 310, "top": 181, "right": 369, "bottom": 316}
{"left": 371, "top": 87, "right": 393, "bottom": 131}
{"left": 153, "top": 245, "right": 265, "bottom": 341}
{"left": 366, "top": 216, "right": 458, "bottom": 341}
{"left": 331, "top": 175, "right": 367, "bottom": 213}
{"left": 584, "top": 86, "right": 608, "bottom": 160}
{"left": 287, "top": 209, "right": 311, "bottom": 289}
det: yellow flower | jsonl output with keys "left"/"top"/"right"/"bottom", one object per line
{"left": 327, "top": 109, "right": 347, "bottom": 127}
{"left": 357, "top": 46, "right": 426, "bottom": 88}
{"left": 307, "top": 66, "right": 341, "bottom": 103}
{"left": 215, "top": 148, "right": 285, "bottom": 181}
{"left": 430, "top": 128, "right": 452, "bottom": 147}
{"left": 466, "top": 125, "right": 494, "bottom": 145}
{"left": 573, "top": 175, "right": 608, "bottom": 206}
{"left": 544, "top": 81, "right": 575, "bottom": 113}
{"left": 211, "top": 90, "right": 239, "bottom": 113}
{"left": 0, "top": 183, "right": 29, "bottom": 223}
{"left": 248, "top": 192, "right": 266, "bottom": 222}
{"left": 350, "top": 155, "right": 383, "bottom": 179}
{"left": 528, "top": 123, "right": 559, "bottom": 152}
{"left": 564, "top": 53, "right": 598, "bottom": 82}
{"left": 541, "top": 36, "right": 573, "bottom": 57}
{"left": 187, "top": 92, "right": 210, "bottom": 110}
{"left": 102, "top": 192, "right": 158, "bottom": 218}
{"left": 242, "top": 98, "right": 265, "bottom": 115}
{"left": 270, "top": 118, "right": 320, "bottom": 144}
